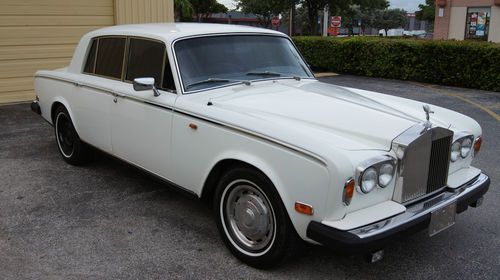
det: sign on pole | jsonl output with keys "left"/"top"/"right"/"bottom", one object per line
{"left": 328, "top": 16, "right": 341, "bottom": 36}
{"left": 331, "top": 16, "right": 342, "bottom": 28}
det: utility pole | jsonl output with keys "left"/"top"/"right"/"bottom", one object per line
{"left": 322, "top": 5, "right": 329, "bottom": 37}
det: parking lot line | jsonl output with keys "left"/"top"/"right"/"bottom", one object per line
{"left": 408, "top": 82, "right": 500, "bottom": 122}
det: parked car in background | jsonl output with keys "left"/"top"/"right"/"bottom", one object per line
{"left": 32, "top": 23, "right": 490, "bottom": 268}
{"left": 379, "top": 28, "right": 405, "bottom": 36}
{"left": 403, "top": 30, "right": 427, "bottom": 37}
{"left": 417, "top": 32, "right": 434, "bottom": 40}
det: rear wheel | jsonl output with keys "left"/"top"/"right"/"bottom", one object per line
{"left": 54, "top": 106, "right": 93, "bottom": 165}
{"left": 214, "top": 167, "right": 300, "bottom": 268}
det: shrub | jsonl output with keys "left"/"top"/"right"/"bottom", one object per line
{"left": 293, "top": 36, "right": 500, "bottom": 92}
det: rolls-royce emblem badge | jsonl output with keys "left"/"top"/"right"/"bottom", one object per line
{"left": 423, "top": 104, "right": 434, "bottom": 129}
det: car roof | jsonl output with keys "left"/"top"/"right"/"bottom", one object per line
{"left": 85, "top": 23, "right": 285, "bottom": 43}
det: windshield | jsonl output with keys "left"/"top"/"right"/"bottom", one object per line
{"left": 174, "top": 35, "right": 314, "bottom": 92}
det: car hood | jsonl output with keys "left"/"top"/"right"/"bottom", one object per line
{"left": 182, "top": 80, "right": 452, "bottom": 151}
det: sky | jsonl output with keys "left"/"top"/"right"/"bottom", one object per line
{"left": 218, "top": 0, "right": 425, "bottom": 12}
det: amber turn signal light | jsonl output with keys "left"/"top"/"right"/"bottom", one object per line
{"left": 474, "top": 136, "right": 482, "bottom": 156}
{"left": 295, "top": 202, "right": 314, "bottom": 215}
{"left": 343, "top": 178, "right": 355, "bottom": 206}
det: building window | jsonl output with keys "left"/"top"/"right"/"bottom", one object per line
{"left": 465, "top": 7, "right": 491, "bottom": 41}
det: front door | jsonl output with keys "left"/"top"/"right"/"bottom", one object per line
{"left": 110, "top": 37, "right": 178, "bottom": 180}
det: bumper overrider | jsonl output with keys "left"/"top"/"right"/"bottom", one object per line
{"left": 307, "top": 173, "right": 490, "bottom": 254}
{"left": 31, "top": 100, "right": 41, "bottom": 115}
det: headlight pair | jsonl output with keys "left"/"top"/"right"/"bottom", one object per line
{"left": 450, "top": 135, "right": 474, "bottom": 162}
{"left": 356, "top": 156, "right": 396, "bottom": 194}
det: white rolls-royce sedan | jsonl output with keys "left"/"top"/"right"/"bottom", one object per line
{"left": 31, "top": 23, "right": 490, "bottom": 268}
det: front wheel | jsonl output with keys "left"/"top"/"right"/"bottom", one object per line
{"left": 214, "top": 167, "right": 300, "bottom": 268}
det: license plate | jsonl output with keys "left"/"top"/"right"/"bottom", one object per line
{"left": 429, "top": 202, "right": 456, "bottom": 237}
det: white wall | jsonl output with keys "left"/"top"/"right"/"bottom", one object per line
{"left": 448, "top": 7, "right": 467, "bottom": 40}
{"left": 489, "top": 6, "right": 500, "bottom": 43}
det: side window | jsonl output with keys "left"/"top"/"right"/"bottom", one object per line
{"left": 126, "top": 38, "right": 165, "bottom": 88}
{"left": 83, "top": 39, "right": 97, "bottom": 74}
{"left": 95, "top": 37, "right": 126, "bottom": 79}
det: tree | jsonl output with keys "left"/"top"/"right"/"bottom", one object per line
{"left": 299, "top": 0, "right": 327, "bottom": 35}
{"left": 416, "top": 0, "right": 435, "bottom": 30}
{"left": 340, "top": 1, "right": 388, "bottom": 35}
{"left": 373, "top": 8, "right": 407, "bottom": 36}
{"left": 190, "top": 0, "right": 228, "bottom": 20}
{"left": 174, "top": 0, "right": 195, "bottom": 21}
{"left": 237, "top": 0, "right": 295, "bottom": 28}
{"left": 299, "top": 0, "right": 387, "bottom": 36}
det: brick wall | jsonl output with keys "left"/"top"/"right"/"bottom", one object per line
{"left": 434, "top": 0, "right": 452, "bottom": 39}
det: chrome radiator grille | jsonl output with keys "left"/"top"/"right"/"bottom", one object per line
{"left": 426, "top": 135, "right": 452, "bottom": 194}
{"left": 392, "top": 125, "right": 453, "bottom": 204}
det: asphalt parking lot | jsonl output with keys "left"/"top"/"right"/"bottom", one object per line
{"left": 0, "top": 75, "right": 498, "bottom": 279}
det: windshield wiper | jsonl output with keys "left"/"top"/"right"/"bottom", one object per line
{"left": 246, "top": 71, "right": 301, "bottom": 81}
{"left": 185, "top": 78, "right": 251, "bottom": 90}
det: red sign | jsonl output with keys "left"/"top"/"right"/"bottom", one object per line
{"left": 271, "top": 16, "right": 280, "bottom": 27}
{"left": 331, "top": 16, "right": 342, "bottom": 28}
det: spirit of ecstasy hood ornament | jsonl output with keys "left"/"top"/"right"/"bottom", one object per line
{"left": 423, "top": 104, "right": 434, "bottom": 129}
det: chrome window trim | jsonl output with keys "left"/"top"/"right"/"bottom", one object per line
{"left": 123, "top": 37, "right": 166, "bottom": 86}
{"left": 82, "top": 35, "right": 177, "bottom": 94}
{"left": 170, "top": 33, "right": 316, "bottom": 95}
{"left": 87, "top": 35, "right": 127, "bottom": 81}
{"left": 82, "top": 38, "right": 99, "bottom": 75}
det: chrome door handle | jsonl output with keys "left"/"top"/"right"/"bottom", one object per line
{"left": 113, "top": 93, "right": 126, "bottom": 103}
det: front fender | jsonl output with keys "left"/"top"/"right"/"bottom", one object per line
{"left": 202, "top": 149, "right": 331, "bottom": 240}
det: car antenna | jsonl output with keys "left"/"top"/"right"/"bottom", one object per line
{"left": 207, "top": 99, "right": 213, "bottom": 106}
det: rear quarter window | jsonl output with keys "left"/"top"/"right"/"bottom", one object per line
{"left": 83, "top": 39, "right": 97, "bottom": 74}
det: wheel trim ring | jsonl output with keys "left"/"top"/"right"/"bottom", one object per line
{"left": 220, "top": 179, "right": 277, "bottom": 257}
{"left": 55, "top": 112, "right": 75, "bottom": 158}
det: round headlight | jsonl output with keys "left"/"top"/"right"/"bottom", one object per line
{"left": 450, "top": 141, "right": 461, "bottom": 162}
{"left": 378, "top": 163, "right": 394, "bottom": 187}
{"left": 461, "top": 137, "right": 473, "bottom": 158}
{"left": 360, "top": 167, "right": 377, "bottom": 193}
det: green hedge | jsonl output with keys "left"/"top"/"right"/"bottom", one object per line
{"left": 292, "top": 37, "right": 500, "bottom": 92}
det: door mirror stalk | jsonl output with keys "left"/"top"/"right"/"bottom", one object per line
{"left": 133, "top": 77, "right": 160, "bottom": 97}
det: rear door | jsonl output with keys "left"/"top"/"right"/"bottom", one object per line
{"left": 74, "top": 36, "right": 127, "bottom": 153}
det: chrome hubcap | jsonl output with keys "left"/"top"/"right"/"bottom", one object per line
{"left": 224, "top": 181, "right": 275, "bottom": 252}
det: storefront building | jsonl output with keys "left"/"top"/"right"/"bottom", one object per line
{"left": 434, "top": 0, "right": 500, "bottom": 42}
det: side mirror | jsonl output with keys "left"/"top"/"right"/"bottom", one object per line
{"left": 133, "top": 77, "right": 160, "bottom": 97}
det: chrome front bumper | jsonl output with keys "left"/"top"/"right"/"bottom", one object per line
{"left": 307, "top": 173, "right": 490, "bottom": 253}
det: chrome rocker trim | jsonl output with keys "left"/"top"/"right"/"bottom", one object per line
{"left": 307, "top": 173, "right": 490, "bottom": 254}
